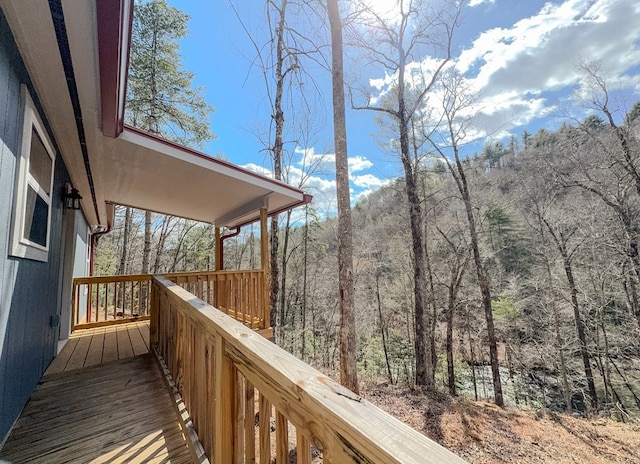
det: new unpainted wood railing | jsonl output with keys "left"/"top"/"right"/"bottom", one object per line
{"left": 151, "top": 275, "right": 467, "bottom": 464}
{"left": 164, "top": 270, "right": 268, "bottom": 332}
{"left": 72, "top": 274, "right": 153, "bottom": 330}
{"left": 72, "top": 270, "right": 268, "bottom": 333}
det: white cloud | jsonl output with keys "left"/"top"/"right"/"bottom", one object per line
{"left": 242, "top": 163, "right": 272, "bottom": 177}
{"left": 367, "top": 0, "right": 640, "bottom": 145}
{"left": 468, "top": 0, "right": 495, "bottom": 7}
{"left": 458, "top": 0, "right": 640, "bottom": 131}
{"left": 349, "top": 156, "right": 374, "bottom": 172}
{"left": 351, "top": 173, "right": 390, "bottom": 188}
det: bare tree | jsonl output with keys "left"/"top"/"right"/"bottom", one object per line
{"left": 427, "top": 69, "right": 504, "bottom": 406}
{"left": 350, "top": 0, "right": 462, "bottom": 389}
{"left": 327, "top": 0, "right": 358, "bottom": 393}
{"left": 229, "top": 0, "right": 326, "bottom": 340}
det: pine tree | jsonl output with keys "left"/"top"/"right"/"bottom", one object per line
{"left": 127, "top": 0, "right": 214, "bottom": 147}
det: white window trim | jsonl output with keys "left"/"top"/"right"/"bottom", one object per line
{"left": 10, "top": 85, "right": 56, "bottom": 262}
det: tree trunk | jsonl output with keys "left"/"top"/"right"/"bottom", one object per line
{"left": 552, "top": 229, "right": 598, "bottom": 410}
{"left": 278, "top": 211, "right": 292, "bottom": 344}
{"left": 375, "top": 272, "right": 394, "bottom": 384}
{"left": 451, "top": 155, "right": 503, "bottom": 406}
{"left": 327, "top": 0, "right": 358, "bottom": 393}
{"left": 446, "top": 296, "right": 456, "bottom": 396}
{"left": 398, "top": 82, "right": 431, "bottom": 388}
{"left": 467, "top": 304, "right": 479, "bottom": 401}
{"left": 300, "top": 205, "right": 309, "bottom": 361}
{"left": 551, "top": 274, "right": 572, "bottom": 413}
{"left": 268, "top": 0, "right": 289, "bottom": 335}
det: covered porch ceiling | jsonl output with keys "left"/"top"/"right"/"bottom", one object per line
{"left": 1, "top": 0, "right": 310, "bottom": 229}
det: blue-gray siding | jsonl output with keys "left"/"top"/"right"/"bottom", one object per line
{"left": 0, "top": 10, "right": 74, "bottom": 441}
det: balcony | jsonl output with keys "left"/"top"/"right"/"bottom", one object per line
{"left": 1, "top": 272, "right": 466, "bottom": 464}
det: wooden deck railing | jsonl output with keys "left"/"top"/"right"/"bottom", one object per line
{"left": 164, "top": 270, "right": 268, "bottom": 331}
{"left": 151, "top": 275, "right": 467, "bottom": 464}
{"left": 72, "top": 270, "right": 268, "bottom": 332}
{"left": 72, "top": 274, "right": 152, "bottom": 330}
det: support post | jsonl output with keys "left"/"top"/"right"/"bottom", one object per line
{"left": 215, "top": 227, "right": 222, "bottom": 309}
{"left": 260, "top": 208, "right": 270, "bottom": 328}
{"left": 150, "top": 278, "right": 158, "bottom": 346}
{"left": 215, "top": 227, "right": 222, "bottom": 272}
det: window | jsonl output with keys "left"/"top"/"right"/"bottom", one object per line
{"left": 10, "top": 86, "right": 56, "bottom": 262}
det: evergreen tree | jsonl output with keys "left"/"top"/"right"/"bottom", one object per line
{"left": 126, "top": 0, "right": 214, "bottom": 147}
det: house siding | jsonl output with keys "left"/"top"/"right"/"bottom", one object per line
{"left": 0, "top": 10, "right": 74, "bottom": 442}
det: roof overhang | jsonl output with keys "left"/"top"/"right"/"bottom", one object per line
{"left": 99, "top": 126, "right": 312, "bottom": 227}
{"left": 1, "top": 0, "right": 311, "bottom": 229}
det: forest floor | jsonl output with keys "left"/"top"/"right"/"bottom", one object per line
{"left": 361, "top": 383, "right": 640, "bottom": 463}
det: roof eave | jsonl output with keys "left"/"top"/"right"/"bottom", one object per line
{"left": 97, "top": 0, "right": 133, "bottom": 138}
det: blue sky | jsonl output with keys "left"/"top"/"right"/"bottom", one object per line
{"left": 165, "top": 0, "right": 640, "bottom": 216}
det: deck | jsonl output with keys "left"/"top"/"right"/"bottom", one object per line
{"left": 46, "top": 320, "right": 150, "bottom": 374}
{"left": 0, "top": 322, "right": 198, "bottom": 464}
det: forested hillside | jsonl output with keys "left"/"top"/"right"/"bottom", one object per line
{"left": 96, "top": 100, "right": 640, "bottom": 421}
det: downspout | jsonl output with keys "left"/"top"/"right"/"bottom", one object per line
{"left": 216, "top": 226, "right": 241, "bottom": 271}
{"left": 89, "top": 224, "right": 112, "bottom": 276}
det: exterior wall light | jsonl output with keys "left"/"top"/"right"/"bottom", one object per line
{"left": 63, "top": 182, "right": 83, "bottom": 210}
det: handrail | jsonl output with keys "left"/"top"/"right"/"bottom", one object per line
{"left": 151, "top": 275, "right": 467, "bottom": 464}
{"left": 72, "top": 270, "right": 268, "bottom": 333}
{"left": 164, "top": 269, "right": 268, "bottom": 331}
{"left": 72, "top": 274, "right": 152, "bottom": 330}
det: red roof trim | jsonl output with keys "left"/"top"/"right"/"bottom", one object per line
{"left": 97, "top": 0, "right": 133, "bottom": 138}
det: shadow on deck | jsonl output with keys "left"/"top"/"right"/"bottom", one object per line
{"left": 0, "top": 323, "right": 198, "bottom": 464}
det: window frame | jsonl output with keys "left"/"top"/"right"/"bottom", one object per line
{"left": 10, "top": 86, "right": 57, "bottom": 262}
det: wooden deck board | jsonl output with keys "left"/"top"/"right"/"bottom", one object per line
{"left": 84, "top": 330, "right": 105, "bottom": 367}
{"left": 64, "top": 334, "right": 91, "bottom": 371}
{"left": 130, "top": 322, "right": 149, "bottom": 356}
{"left": 45, "top": 321, "right": 150, "bottom": 375}
{"left": 0, "top": 354, "right": 197, "bottom": 464}
{"left": 117, "top": 324, "right": 135, "bottom": 359}
{"left": 45, "top": 337, "right": 78, "bottom": 375}
{"left": 138, "top": 322, "right": 150, "bottom": 350}
{"left": 102, "top": 328, "right": 120, "bottom": 363}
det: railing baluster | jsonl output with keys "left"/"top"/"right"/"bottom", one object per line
{"left": 102, "top": 282, "right": 108, "bottom": 320}
{"left": 297, "top": 430, "right": 312, "bottom": 464}
{"left": 234, "top": 369, "right": 245, "bottom": 464}
{"left": 259, "top": 393, "right": 271, "bottom": 464}
{"left": 245, "top": 379, "right": 256, "bottom": 464}
{"left": 129, "top": 281, "right": 135, "bottom": 318}
{"left": 86, "top": 282, "right": 92, "bottom": 324}
{"left": 276, "top": 411, "right": 288, "bottom": 464}
{"left": 205, "top": 335, "right": 215, "bottom": 458}
{"left": 113, "top": 280, "right": 117, "bottom": 319}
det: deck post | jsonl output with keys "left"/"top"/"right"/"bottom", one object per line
{"left": 215, "top": 227, "right": 222, "bottom": 272}
{"left": 214, "top": 227, "right": 222, "bottom": 309}
{"left": 260, "top": 208, "right": 269, "bottom": 329}
{"left": 150, "top": 278, "right": 158, "bottom": 346}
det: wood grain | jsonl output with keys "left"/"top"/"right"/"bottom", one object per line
{"left": 45, "top": 321, "right": 150, "bottom": 375}
{"left": 0, "top": 354, "right": 196, "bottom": 464}
{"left": 152, "top": 275, "right": 467, "bottom": 464}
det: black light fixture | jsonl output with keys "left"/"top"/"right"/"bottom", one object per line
{"left": 63, "top": 182, "right": 83, "bottom": 210}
